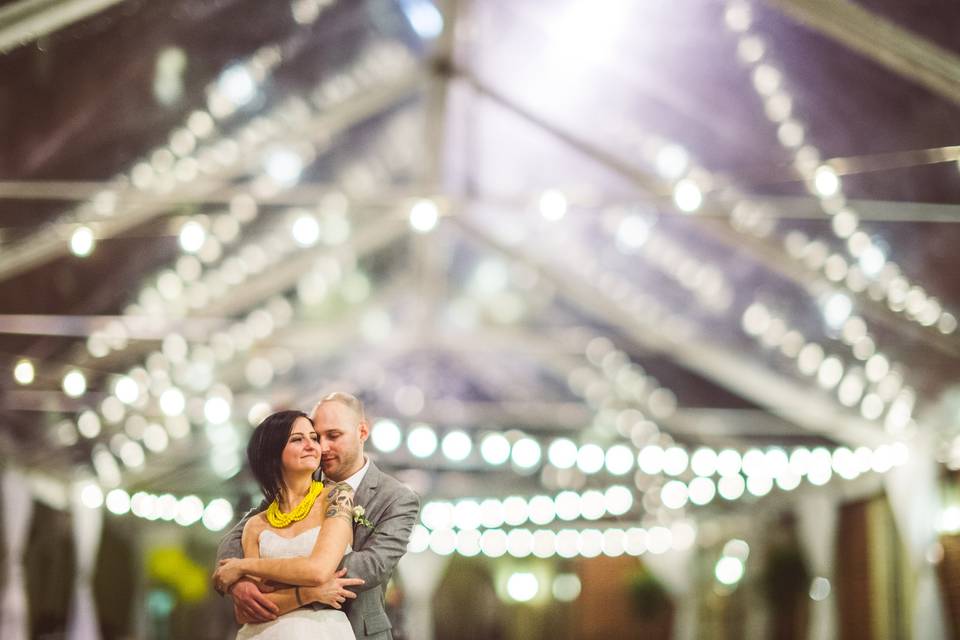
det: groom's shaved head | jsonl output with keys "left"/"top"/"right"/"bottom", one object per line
{"left": 315, "top": 391, "right": 365, "bottom": 422}
{"left": 313, "top": 391, "right": 368, "bottom": 481}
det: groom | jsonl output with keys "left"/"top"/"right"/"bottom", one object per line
{"left": 215, "top": 392, "right": 421, "bottom": 640}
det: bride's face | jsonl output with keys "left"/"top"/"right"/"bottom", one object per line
{"left": 280, "top": 417, "right": 321, "bottom": 474}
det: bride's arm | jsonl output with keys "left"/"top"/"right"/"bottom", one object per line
{"left": 220, "top": 483, "right": 355, "bottom": 588}
{"left": 235, "top": 572, "right": 365, "bottom": 624}
{"left": 231, "top": 514, "right": 359, "bottom": 623}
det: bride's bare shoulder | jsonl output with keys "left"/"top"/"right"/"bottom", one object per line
{"left": 242, "top": 512, "right": 269, "bottom": 540}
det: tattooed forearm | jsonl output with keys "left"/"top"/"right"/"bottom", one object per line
{"left": 325, "top": 482, "right": 355, "bottom": 521}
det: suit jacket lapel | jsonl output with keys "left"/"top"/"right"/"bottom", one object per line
{"left": 352, "top": 460, "right": 380, "bottom": 547}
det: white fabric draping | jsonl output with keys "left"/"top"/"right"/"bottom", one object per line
{"left": 397, "top": 552, "right": 449, "bottom": 640}
{"left": 642, "top": 546, "right": 696, "bottom": 640}
{"left": 1, "top": 469, "right": 34, "bottom": 640}
{"left": 796, "top": 493, "right": 837, "bottom": 640}
{"left": 66, "top": 485, "right": 103, "bottom": 640}
{"left": 884, "top": 436, "right": 947, "bottom": 640}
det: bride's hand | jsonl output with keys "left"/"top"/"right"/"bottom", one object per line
{"left": 215, "top": 558, "right": 247, "bottom": 590}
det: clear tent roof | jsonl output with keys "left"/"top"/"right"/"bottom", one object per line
{"left": 1, "top": 0, "right": 958, "bottom": 515}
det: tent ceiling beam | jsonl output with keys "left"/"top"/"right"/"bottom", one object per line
{"left": 0, "top": 0, "right": 127, "bottom": 54}
{"left": 763, "top": 0, "right": 960, "bottom": 107}
{"left": 0, "top": 314, "right": 228, "bottom": 340}
{"left": 4, "top": 178, "right": 958, "bottom": 224}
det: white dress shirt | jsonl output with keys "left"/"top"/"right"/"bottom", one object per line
{"left": 324, "top": 456, "right": 369, "bottom": 492}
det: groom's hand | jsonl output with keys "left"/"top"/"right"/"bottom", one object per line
{"left": 310, "top": 568, "right": 365, "bottom": 610}
{"left": 230, "top": 579, "right": 279, "bottom": 623}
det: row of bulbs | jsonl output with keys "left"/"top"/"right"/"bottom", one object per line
{"left": 42, "top": 207, "right": 378, "bottom": 483}
{"left": 552, "top": 138, "right": 734, "bottom": 315}
{"left": 62, "top": 0, "right": 344, "bottom": 259}
{"left": 79, "top": 480, "right": 687, "bottom": 561}
{"left": 742, "top": 301, "right": 916, "bottom": 431}
{"left": 781, "top": 227, "right": 955, "bottom": 334}
{"left": 723, "top": 0, "right": 956, "bottom": 336}
{"left": 78, "top": 39, "right": 416, "bottom": 369}
{"left": 406, "top": 519, "right": 697, "bottom": 559}
{"left": 477, "top": 191, "right": 696, "bottom": 373}
{"left": 97, "top": 44, "right": 415, "bottom": 335}
{"left": 78, "top": 484, "right": 235, "bottom": 532}
{"left": 59, "top": 46, "right": 419, "bottom": 482}
{"left": 535, "top": 130, "right": 770, "bottom": 331}
{"left": 80, "top": 483, "right": 690, "bottom": 561}
{"left": 626, "top": 67, "right": 929, "bottom": 440}
{"left": 608, "top": 209, "right": 733, "bottom": 314}
{"left": 85, "top": 486, "right": 692, "bottom": 560}
{"left": 76, "top": 53, "right": 416, "bottom": 370}
{"left": 419, "top": 487, "right": 635, "bottom": 531}
{"left": 415, "top": 442, "right": 906, "bottom": 532}
{"left": 578, "top": 336, "right": 678, "bottom": 434}
{"left": 368, "top": 416, "right": 907, "bottom": 481}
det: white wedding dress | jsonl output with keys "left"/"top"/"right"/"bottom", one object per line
{"left": 235, "top": 526, "right": 356, "bottom": 640}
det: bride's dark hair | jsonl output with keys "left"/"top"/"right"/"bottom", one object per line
{"left": 247, "top": 410, "right": 313, "bottom": 504}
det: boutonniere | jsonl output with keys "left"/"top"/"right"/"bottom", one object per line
{"left": 353, "top": 505, "right": 373, "bottom": 528}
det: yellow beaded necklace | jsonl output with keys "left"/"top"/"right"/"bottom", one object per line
{"left": 266, "top": 480, "right": 324, "bottom": 528}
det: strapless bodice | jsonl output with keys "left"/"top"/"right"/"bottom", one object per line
{"left": 258, "top": 526, "right": 321, "bottom": 559}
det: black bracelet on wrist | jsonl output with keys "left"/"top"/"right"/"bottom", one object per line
{"left": 295, "top": 586, "right": 304, "bottom": 606}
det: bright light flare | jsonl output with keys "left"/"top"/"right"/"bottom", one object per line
{"left": 70, "top": 226, "right": 95, "bottom": 257}
{"left": 409, "top": 199, "right": 440, "bottom": 233}
{"left": 13, "top": 359, "right": 34, "bottom": 385}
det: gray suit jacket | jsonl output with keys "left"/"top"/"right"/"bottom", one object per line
{"left": 216, "top": 460, "right": 420, "bottom": 640}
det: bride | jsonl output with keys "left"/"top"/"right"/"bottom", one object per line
{"left": 215, "top": 410, "right": 361, "bottom": 639}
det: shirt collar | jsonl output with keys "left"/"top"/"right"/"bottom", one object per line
{"left": 325, "top": 456, "right": 369, "bottom": 492}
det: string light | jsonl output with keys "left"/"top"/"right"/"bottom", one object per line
{"left": 538, "top": 189, "right": 568, "bottom": 221}
{"left": 201, "top": 498, "right": 235, "bottom": 531}
{"left": 215, "top": 64, "right": 257, "bottom": 109}
{"left": 372, "top": 419, "right": 403, "bottom": 453}
{"left": 13, "top": 359, "right": 34, "bottom": 385}
{"left": 62, "top": 369, "right": 87, "bottom": 398}
{"left": 672, "top": 179, "right": 703, "bottom": 213}
{"left": 548, "top": 438, "right": 578, "bottom": 469}
{"left": 605, "top": 207, "right": 730, "bottom": 312}
{"left": 179, "top": 221, "right": 207, "bottom": 253}
{"left": 741, "top": 300, "right": 915, "bottom": 428}
{"left": 511, "top": 437, "right": 542, "bottom": 469}
{"left": 79, "top": 483, "right": 104, "bottom": 509}
{"left": 70, "top": 226, "right": 96, "bottom": 257}
{"left": 407, "top": 424, "right": 439, "bottom": 458}
{"left": 409, "top": 198, "right": 440, "bottom": 232}
{"left": 291, "top": 211, "right": 321, "bottom": 247}
{"left": 480, "top": 433, "right": 511, "bottom": 465}
{"left": 114, "top": 376, "right": 140, "bottom": 405}
{"left": 655, "top": 144, "right": 689, "bottom": 179}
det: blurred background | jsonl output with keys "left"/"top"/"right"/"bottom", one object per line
{"left": 1, "top": 0, "right": 960, "bottom": 638}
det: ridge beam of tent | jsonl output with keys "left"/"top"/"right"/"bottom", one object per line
{"left": 0, "top": 0, "right": 129, "bottom": 54}
{"left": 763, "top": 0, "right": 960, "bottom": 107}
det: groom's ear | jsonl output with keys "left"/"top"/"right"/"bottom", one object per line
{"left": 357, "top": 419, "right": 369, "bottom": 443}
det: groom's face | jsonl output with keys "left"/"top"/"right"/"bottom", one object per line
{"left": 312, "top": 400, "right": 368, "bottom": 482}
